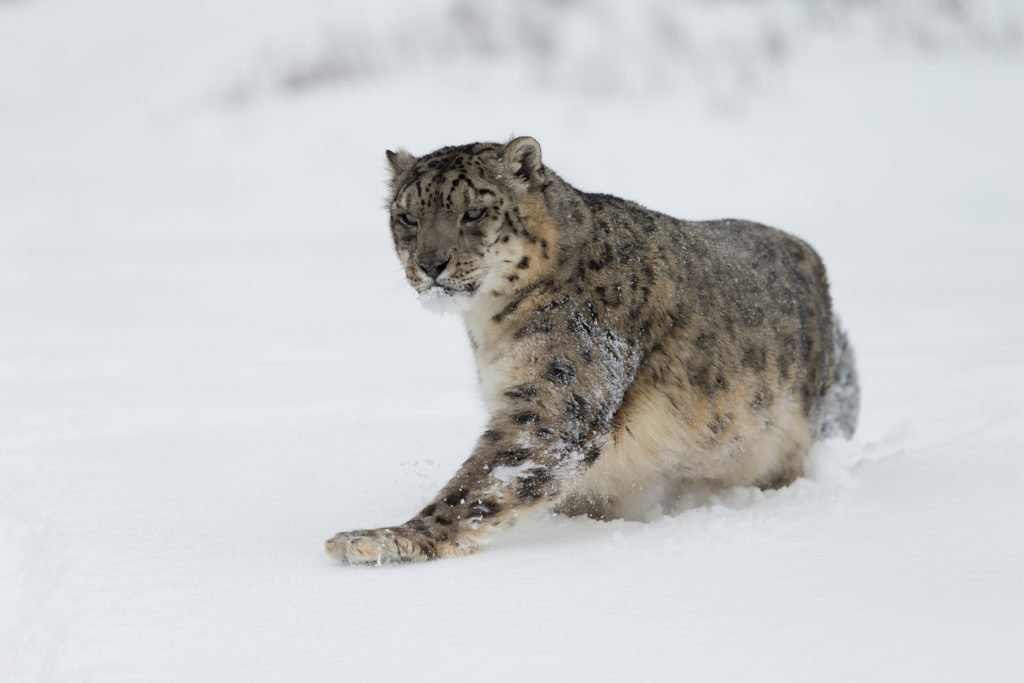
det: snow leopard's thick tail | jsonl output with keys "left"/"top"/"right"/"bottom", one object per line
{"left": 815, "top": 318, "right": 860, "bottom": 440}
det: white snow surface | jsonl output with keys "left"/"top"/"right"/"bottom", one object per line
{"left": 2, "top": 1, "right": 1023, "bottom": 681}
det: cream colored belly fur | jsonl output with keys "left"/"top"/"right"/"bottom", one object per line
{"left": 563, "top": 383, "right": 811, "bottom": 521}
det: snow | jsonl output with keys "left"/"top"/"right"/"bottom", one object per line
{"left": 2, "top": 1, "right": 1023, "bottom": 681}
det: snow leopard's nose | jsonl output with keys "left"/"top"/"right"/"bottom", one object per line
{"left": 417, "top": 253, "right": 451, "bottom": 280}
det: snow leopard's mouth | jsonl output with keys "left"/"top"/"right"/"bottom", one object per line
{"left": 418, "top": 284, "right": 475, "bottom": 314}
{"left": 419, "top": 279, "right": 477, "bottom": 296}
{"left": 420, "top": 283, "right": 457, "bottom": 296}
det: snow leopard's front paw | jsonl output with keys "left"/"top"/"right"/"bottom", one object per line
{"left": 325, "top": 526, "right": 438, "bottom": 565}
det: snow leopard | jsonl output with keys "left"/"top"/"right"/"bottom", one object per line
{"left": 326, "top": 136, "right": 859, "bottom": 564}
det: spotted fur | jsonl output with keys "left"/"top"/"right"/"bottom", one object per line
{"left": 326, "top": 137, "right": 859, "bottom": 564}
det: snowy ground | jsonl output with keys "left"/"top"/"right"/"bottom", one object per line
{"left": 2, "top": 1, "right": 1023, "bottom": 681}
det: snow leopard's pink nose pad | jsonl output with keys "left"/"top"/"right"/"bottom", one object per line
{"left": 417, "top": 254, "right": 451, "bottom": 280}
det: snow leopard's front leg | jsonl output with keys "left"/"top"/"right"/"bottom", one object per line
{"left": 326, "top": 342, "right": 633, "bottom": 565}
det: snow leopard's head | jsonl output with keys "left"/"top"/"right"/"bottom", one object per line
{"left": 385, "top": 137, "right": 557, "bottom": 314}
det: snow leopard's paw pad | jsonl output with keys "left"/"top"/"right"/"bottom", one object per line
{"left": 325, "top": 526, "right": 437, "bottom": 565}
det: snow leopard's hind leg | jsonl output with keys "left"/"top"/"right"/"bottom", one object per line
{"left": 815, "top": 318, "right": 860, "bottom": 440}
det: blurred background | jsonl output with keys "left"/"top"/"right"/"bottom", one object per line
{"left": 2, "top": 1, "right": 1023, "bottom": 681}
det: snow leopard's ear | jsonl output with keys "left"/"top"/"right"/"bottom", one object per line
{"left": 386, "top": 149, "right": 416, "bottom": 178}
{"left": 502, "top": 136, "right": 542, "bottom": 184}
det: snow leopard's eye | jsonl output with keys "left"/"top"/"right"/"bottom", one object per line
{"left": 463, "top": 208, "right": 485, "bottom": 222}
{"left": 398, "top": 212, "right": 418, "bottom": 226}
